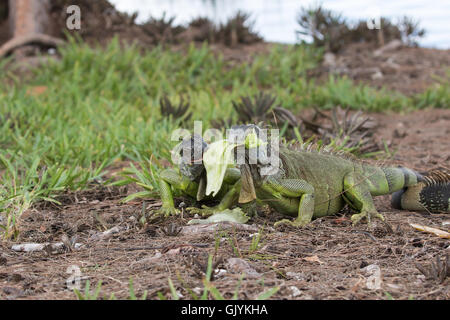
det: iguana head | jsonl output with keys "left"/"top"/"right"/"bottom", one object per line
{"left": 200, "top": 124, "right": 274, "bottom": 202}
{"left": 176, "top": 134, "right": 208, "bottom": 181}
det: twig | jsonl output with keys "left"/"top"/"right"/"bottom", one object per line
{"left": 351, "top": 230, "right": 377, "bottom": 242}
{"left": 0, "top": 33, "right": 65, "bottom": 57}
{"left": 106, "top": 243, "right": 209, "bottom": 252}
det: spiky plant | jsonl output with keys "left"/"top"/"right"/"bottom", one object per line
{"left": 296, "top": 4, "right": 349, "bottom": 53}
{"left": 217, "top": 11, "right": 262, "bottom": 46}
{"left": 142, "top": 13, "right": 185, "bottom": 44}
{"left": 398, "top": 16, "right": 426, "bottom": 46}
{"left": 229, "top": 93, "right": 303, "bottom": 139}
{"left": 232, "top": 92, "right": 277, "bottom": 123}
{"left": 210, "top": 118, "right": 233, "bottom": 131}
{"left": 272, "top": 107, "right": 299, "bottom": 128}
{"left": 188, "top": 17, "right": 216, "bottom": 43}
{"left": 296, "top": 5, "right": 425, "bottom": 51}
{"left": 415, "top": 253, "right": 449, "bottom": 284}
{"left": 301, "top": 106, "right": 380, "bottom": 154}
{"left": 159, "top": 95, "right": 192, "bottom": 122}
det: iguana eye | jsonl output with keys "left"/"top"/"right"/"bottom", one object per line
{"left": 178, "top": 134, "right": 208, "bottom": 165}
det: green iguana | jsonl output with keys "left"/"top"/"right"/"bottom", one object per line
{"left": 157, "top": 134, "right": 241, "bottom": 216}
{"left": 207, "top": 124, "right": 450, "bottom": 227}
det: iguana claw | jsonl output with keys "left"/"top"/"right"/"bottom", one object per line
{"left": 351, "top": 210, "right": 385, "bottom": 226}
{"left": 153, "top": 206, "right": 180, "bottom": 218}
{"left": 187, "top": 205, "right": 221, "bottom": 217}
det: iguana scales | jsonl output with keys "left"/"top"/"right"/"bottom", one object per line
{"left": 210, "top": 124, "right": 450, "bottom": 227}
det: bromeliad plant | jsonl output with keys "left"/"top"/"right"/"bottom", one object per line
{"left": 0, "top": 154, "right": 109, "bottom": 239}
{"left": 159, "top": 95, "right": 192, "bottom": 123}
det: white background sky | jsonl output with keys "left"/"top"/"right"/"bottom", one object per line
{"left": 109, "top": 0, "right": 450, "bottom": 48}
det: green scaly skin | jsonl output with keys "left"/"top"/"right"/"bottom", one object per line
{"left": 240, "top": 143, "right": 449, "bottom": 228}
{"left": 157, "top": 167, "right": 241, "bottom": 217}
{"left": 157, "top": 128, "right": 450, "bottom": 224}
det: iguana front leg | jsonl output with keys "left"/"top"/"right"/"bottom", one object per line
{"left": 267, "top": 178, "right": 315, "bottom": 227}
{"left": 343, "top": 172, "right": 385, "bottom": 226}
{"left": 188, "top": 170, "right": 242, "bottom": 217}
{"left": 157, "top": 168, "right": 198, "bottom": 216}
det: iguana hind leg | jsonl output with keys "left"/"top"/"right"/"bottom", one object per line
{"left": 343, "top": 172, "right": 385, "bottom": 226}
{"left": 269, "top": 179, "right": 315, "bottom": 227}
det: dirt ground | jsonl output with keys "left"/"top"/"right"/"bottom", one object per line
{"left": 313, "top": 42, "right": 450, "bottom": 95}
{"left": 0, "top": 0, "right": 449, "bottom": 301}
{"left": 0, "top": 108, "right": 448, "bottom": 300}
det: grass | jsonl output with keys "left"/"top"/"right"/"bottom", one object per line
{"left": 0, "top": 37, "right": 448, "bottom": 239}
{"left": 163, "top": 254, "right": 279, "bottom": 300}
{"left": 73, "top": 278, "right": 147, "bottom": 300}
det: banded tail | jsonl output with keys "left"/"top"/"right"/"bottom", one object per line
{"left": 391, "top": 169, "right": 450, "bottom": 213}
{"left": 363, "top": 165, "right": 422, "bottom": 196}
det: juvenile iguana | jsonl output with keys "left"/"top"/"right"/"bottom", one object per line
{"left": 157, "top": 135, "right": 241, "bottom": 216}
{"left": 206, "top": 124, "right": 449, "bottom": 227}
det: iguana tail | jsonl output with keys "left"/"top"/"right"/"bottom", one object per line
{"left": 391, "top": 169, "right": 450, "bottom": 213}
{"left": 362, "top": 165, "right": 422, "bottom": 196}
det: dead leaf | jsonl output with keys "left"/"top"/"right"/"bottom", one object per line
{"left": 409, "top": 223, "right": 450, "bottom": 239}
{"left": 181, "top": 222, "right": 259, "bottom": 235}
{"left": 303, "top": 255, "right": 323, "bottom": 264}
{"left": 131, "top": 251, "right": 163, "bottom": 265}
{"left": 146, "top": 201, "right": 162, "bottom": 210}
{"left": 166, "top": 248, "right": 182, "bottom": 255}
{"left": 334, "top": 216, "right": 349, "bottom": 224}
{"left": 225, "top": 258, "right": 262, "bottom": 279}
{"left": 89, "top": 226, "right": 123, "bottom": 240}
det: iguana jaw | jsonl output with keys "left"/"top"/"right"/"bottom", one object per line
{"left": 177, "top": 134, "right": 208, "bottom": 181}
{"left": 179, "top": 162, "right": 204, "bottom": 181}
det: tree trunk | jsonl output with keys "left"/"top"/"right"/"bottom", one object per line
{"left": 9, "top": 0, "right": 51, "bottom": 37}
{"left": 0, "top": 0, "right": 8, "bottom": 22}
{"left": 0, "top": 0, "right": 64, "bottom": 57}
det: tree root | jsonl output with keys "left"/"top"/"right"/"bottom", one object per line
{"left": 0, "top": 33, "right": 64, "bottom": 58}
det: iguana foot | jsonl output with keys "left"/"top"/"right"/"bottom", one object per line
{"left": 351, "top": 210, "right": 385, "bottom": 226}
{"left": 274, "top": 218, "right": 310, "bottom": 228}
{"left": 241, "top": 201, "right": 258, "bottom": 217}
{"left": 187, "top": 205, "right": 222, "bottom": 217}
{"left": 153, "top": 206, "right": 180, "bottom": 218}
